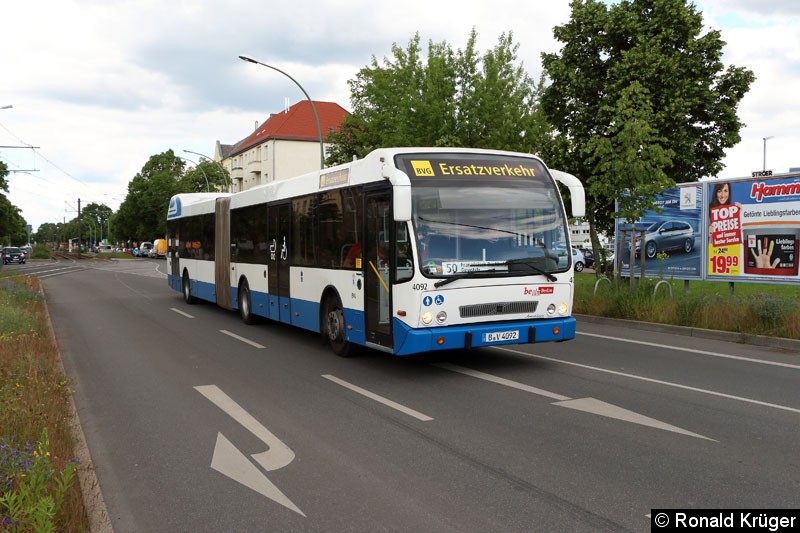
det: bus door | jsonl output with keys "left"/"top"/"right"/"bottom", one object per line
{"left": 268, "top": 202, "right": 291, "bottom": 323}
{"left": 169, "top": 232, "right": 180, "bottom": 278}
{"left": 364, "top": 189, "right": 393, "bottom": 349}
{"left": 215, "top": 197, "right": 232, "bottom": 310}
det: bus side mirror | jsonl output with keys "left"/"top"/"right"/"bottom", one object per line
{"left": 382, "top": 164, "right": 412, "bottom": 222}
{"left": 550, "top": 169, "right": 586, "bottom": 218}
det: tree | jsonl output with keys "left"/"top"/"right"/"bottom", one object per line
{"left": 541, "top": 0, "right": 754, "bottom": 272}
{"left": 80, "top": 202, "right": 113, "bottom": 244}
{"left": 0, "top": 161, "right": 27, "bottom": 246}
{"left": 179, "top": 160, "right": 228, "bottom": 193}
{"left": 112, "top": 150, "right": 185, "bottom": 242}
{"left": 0, "top": 161, "right": 9, "bottom": 193}
{"left": 0, "top": 194, "right": 26, "bottom": 246}
{"left": 326, "top": 29, "right": 554, "bottom": 165}
{"left": 33, "top": 221, "right": 63, "bottom": 246}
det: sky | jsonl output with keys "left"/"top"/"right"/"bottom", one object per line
{"left": 2, "top": 0, "right": 799, "bottom": 235}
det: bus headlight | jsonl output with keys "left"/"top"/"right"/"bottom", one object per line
{"left": 546, "top": 304, "right": 556, "bottom": 316}
{"left": 421, "top": 311, "right": 434, "bottom": 325}
{"left": 436, "top": 311, "right": 447, "bottom": 324}
{"left": 558, "top": 302, "right": 569, "bottom": 315}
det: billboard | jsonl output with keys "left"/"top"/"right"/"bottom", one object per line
{"left": 615, "top": 184, "right": 704, "bottom": 279}
{"left": 706, "top": 173, "right": 800, "bottom": 282}
{"left": 615, "top": 171, "right": 800, "bottom": 284}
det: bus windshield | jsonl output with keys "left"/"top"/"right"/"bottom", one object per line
{"left": 397, "top": 153, "right": 570, "bottom": 278}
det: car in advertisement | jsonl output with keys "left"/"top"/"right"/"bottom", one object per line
{"left": 634, "top": 220, "right": 695, "bottom": 259}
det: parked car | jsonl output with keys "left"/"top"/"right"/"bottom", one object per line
{"left": 571, "top": 247, "right": 586, "bottom": 272}
{"left": 138, "top": 241, "right": 153, "bottom": 258}
{"left": 554, "top": 245, "right": 586, "bottom": 272}
{"left": 633, "top": 220, "right": 695, "bottom": 259}
{"left": 97, "top": 244, "right": 114, "bottom": 253}
{"left": 579, "top": 247, "right": 595, "bottom": 269}
{"left": 2, "top": 247, "right": 26, "bottom": 264}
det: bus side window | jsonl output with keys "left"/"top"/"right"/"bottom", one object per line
{"left": 395, "top": 222, "right": 413, "bottom": 282}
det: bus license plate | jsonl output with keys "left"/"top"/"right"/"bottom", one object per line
{"left": 484, "top": 330, "right": 519, "bottom": 343}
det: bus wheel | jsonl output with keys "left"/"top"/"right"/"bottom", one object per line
{"left": 324, "top": 296, "right": 352, "bottom": 357}
{"left": 239, "top": 280, "right": 257, "bottom": 325}
{"left": 183, "top": 272, "right": 197, "bottom": 304}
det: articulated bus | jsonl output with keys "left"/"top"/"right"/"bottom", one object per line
{"left": 166, "top": 147, "right": 585, "bottom": 356}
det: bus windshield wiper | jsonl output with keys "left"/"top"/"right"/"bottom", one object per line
{"left": 504, "top": 258, "right": 557, "bottom": 282}
{"left": 434, "top": 269, "right": 501, "bottom": 288}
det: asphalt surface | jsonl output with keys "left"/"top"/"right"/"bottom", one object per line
{"left": 6, "top": 258, "right": 798, "bottom": 532}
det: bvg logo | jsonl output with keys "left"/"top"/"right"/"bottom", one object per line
{"left": 410, "top": 160, "right": 435, "bottom": 177}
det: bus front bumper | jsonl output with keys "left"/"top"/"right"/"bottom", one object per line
{"left": 392, "top": 317, "right": 576, "bottom": 356}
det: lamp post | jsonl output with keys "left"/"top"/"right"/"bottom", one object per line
{"left": 763, "top": 136, "right": 774, "bottom": 171}
{"left": 180, "top": 156, "right": 211, "bottom": 192}
{"left": 238, "top": 55, "right": 325, "bottom": 170}
{"left": 183, "top": 150, "right": 229, "bottom": 192}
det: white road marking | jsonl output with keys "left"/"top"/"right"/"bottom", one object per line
{"left": 578, "top": 331, "right": 800, "bottom": 370}
{"left": 194, "top": 385, "right": 304, "bottom": 516}
{"left": 210, "top": 432, "right": 305, "bottom": 517}
{"left": 195, "top": 385, "right": 295, "bottom": 471}
{"left": 322, "top": 374, "right": 434, "bottom": 421}
{"left": 436, "top": 363, "right": 713, "bottom": 440}
{"left": 434, "top": 363, "right": 570, "bottom": 401}
{"left": 554, "top": 398, "right": 716, "bottom": 441}
{"left": 170, "top": 307, "right": 194, "bottom": 318}
{"left": 30, "top": 267, "right": 84, "bottom": 279}
{"left": 220, "top": 329, "right": 265, "bottom": 349}
{"left": 494, "top": 346, "right": 800, "bottom": 415}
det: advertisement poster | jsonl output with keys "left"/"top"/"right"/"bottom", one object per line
{"left": 706, "top": 174, "right": 800, "bottom": 281}
{"left": 616, "top": 184, "right": 703, "bottom": 279}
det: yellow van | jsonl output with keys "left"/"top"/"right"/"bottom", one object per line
{"left": 151, "top": 239, "right": 167, "bottom": 259}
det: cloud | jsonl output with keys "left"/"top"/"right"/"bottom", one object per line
{"left": 2, "top": 0, "right": 799, "bottom": 232}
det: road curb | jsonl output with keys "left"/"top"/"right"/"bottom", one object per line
{"left": 43, "top": 293, "right": 113, "bottom": 532}
{"left": 576, "top": 314, "right": 800, "bottom": 353}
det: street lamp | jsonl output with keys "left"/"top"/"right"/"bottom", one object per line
{"left": 763, "top": 136, "right": 774, "bottom": 171}
{"left": 183, "top": 150, "right": 229, "bottom": 192}
{"left": 179, "top": 156, "right": 210, "bottom": 192}
{"left": 238, "top": 55, "right": 325, "bottom": 170}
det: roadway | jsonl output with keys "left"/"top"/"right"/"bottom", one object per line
{"left": 8, "top": 258, "right": 798, "bottom": 532}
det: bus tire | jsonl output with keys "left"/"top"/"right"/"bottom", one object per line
{"left": 323, "top": 295, "right": 353, "bottom": 357}
{"left": 183, "top": 271, "right": 197, "bottom": 304}
{"left": 239, "top": 280, "right": 257, "bottom": 325}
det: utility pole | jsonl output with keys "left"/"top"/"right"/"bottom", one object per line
{"left": 77, "top": 198, "right": 82, "bottom": 257}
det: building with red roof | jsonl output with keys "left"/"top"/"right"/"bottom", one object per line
{"left": 215, "top": 100, "right": 349, "bottom": 192}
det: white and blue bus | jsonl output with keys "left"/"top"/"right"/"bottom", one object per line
{"left": 166, "top": 147, "right": 584, "bottom": 356}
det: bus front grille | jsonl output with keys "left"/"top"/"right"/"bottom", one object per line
{"left": 459, "top": 301, "right": 538, "bottom": 318}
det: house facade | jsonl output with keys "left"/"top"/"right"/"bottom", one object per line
{"left": 216, "top": 100, "right": 349, "bottom": 192}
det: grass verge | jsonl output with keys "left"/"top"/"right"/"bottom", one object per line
{"left": 0, "top": 275, "right": 89, "bottom": 532}
{"left": 576, "top": 273, "right": 800, "bottom": 340}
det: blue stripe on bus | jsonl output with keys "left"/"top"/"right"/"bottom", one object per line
{"left": 169, "top": 273, "right": 575, "bottom": 356}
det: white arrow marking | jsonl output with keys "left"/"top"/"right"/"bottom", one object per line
{"left": 435, "top": 365, "right": 714, "bottom": 440}
{"left": 433, "top": 363, "right": 569, "bottom": 401}
{"left": 553, "top": 397, "right": 716, "bottom": 441}
{"left": 195, "top": 385, "right": 294, "bottom": 470}
{"left": 195, "top": 386, "right": 303, "bottom": 515}
{"left": 211, "top": 432, "right": 305, "bottom": 517}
